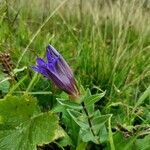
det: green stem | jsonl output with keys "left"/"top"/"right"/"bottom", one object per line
{"left": 81, "top": 102, "right": 96, "bottom": 137}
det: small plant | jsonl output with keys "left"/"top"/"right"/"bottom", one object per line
{"left": 31, "top": 44, "right": 111, "bottom": 149}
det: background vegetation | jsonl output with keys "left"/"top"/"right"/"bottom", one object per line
{"left": 0, "top": 0, "right": 150, "bottom": 149}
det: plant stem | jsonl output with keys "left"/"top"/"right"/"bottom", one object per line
{"left": 81, "top": 102, "right": 96, "bottom": 137}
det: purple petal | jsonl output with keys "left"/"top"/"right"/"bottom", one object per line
{"left": 47, "top": 55, "right": 60, "bottom": 73}
{"left": 46, "top": 63, "right": 76, "bottom": 95}
{"left": 46, "top": 48, "right": 53, "bottom": 63}
{"left": 36, "top": 57, "right": 46, "bottom": 67}
{"left": 46, "top": 45, "right": 73, "bottom": 79}
{"left": 46, "top": 45, "right": 60, "bottom": 62}
{"left": 47, "top": 63, "right": 56, "bottom": 73}
{"left": 46, "top": 70, "right": 74, "bottom": 95}
{"left": 57, "top": 57, "right": 73, "bottom": 79}
{"left": 39, "top": 67, "right": 49, "bottom": 77}
{"left": 31, "top": 66, "right": 49, "bottom": 78}
{"left": 31, "top": 66, "right": 40, "bottom": 73}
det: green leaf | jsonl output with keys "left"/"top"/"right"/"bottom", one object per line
{"left": 135, "top": 134, "right": 150, "bottom": 150}
{"left": 113, "top": 132, "right": 137, "bottom": 150}
{"left": 76, "top": 141, "right": 87, "bottom": 150}
{"left": 83, "top": 90, "right": 106, "bottom": 114}
{"left": 0, "top": 95, "right": 64, "bottom": 150}
{"left": 57, "top": 98, "right": 82, "bottom": 110}
{"left": 84, "top": 91, "right": 106, "bottom": 106}
{"left": 67, "top": 109, "right": 109, "bottom": 144}
{"left": 79, "top": 129, "right": 98, "bottom": 144}
{"left": 92, "top": 114, "right": 111, "bottom": 134}
{"left": 53, "top": 101, "right": 80, "bottom": 147}
{"left": 0, "top": 74, "right": 10, "bottom": 93}
{"left": 57, "top": 129, "right": 74, "bottom": 148}
{"left": 0, "top": 95, "right": 39, "bottom": 128}
{"left": 67, "top": 109, "right": 89, "bottom": 129}
{"left": 62, "top": 112, "right": 79, "bottom": 147}
{"left": 134, "top": 85, "right": 150, "bottom": 110}
{"left": 92, "top": 110, "right": 109, "bottom": 143}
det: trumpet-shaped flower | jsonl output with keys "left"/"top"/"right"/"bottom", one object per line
{"left": 31, "top": 44, "right": 79, "bottom": 97}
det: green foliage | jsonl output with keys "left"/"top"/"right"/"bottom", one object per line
{"left": 0, "top": 95, "right": 64, "bottom": 150}
{"left": 135, "top": 134, "right": 150, "bottom": 150}
{"left": 112, "top": 132, "right": 150, "bottom": 150}
{"left": 134, "top": 85, "right": 150, "bottom": 109}
{"left": 56, "top": 89, "right": 110, "bottom": 148}
{"left": 112, "top": 132, "right": 137, "bottom": 150}
{"left": 84, "top": 91, "right": 106, "bottom": 106}
{"left": 0, "top": 0, "right": 150, "bottom": 149}
{"left": 0, "top": 74, "right": 10, "bottom": 93}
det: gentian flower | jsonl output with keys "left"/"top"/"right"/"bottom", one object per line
{"left": 31, "top": 44, "right": 79, "bottom": 98}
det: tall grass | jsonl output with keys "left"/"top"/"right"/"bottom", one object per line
{"left": 0, "top": 0, "right": 150, "bottom": 120}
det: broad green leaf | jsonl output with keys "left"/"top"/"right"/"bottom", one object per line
{"left": 0, "top": 95, "right": 39, "bottom": 128}
{"left": 0, "top": 95, "right": 64, "bottom": 150}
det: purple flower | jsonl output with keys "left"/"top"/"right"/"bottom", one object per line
{"left": 31, "top": 44, "right": 79, "bottom": 97}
